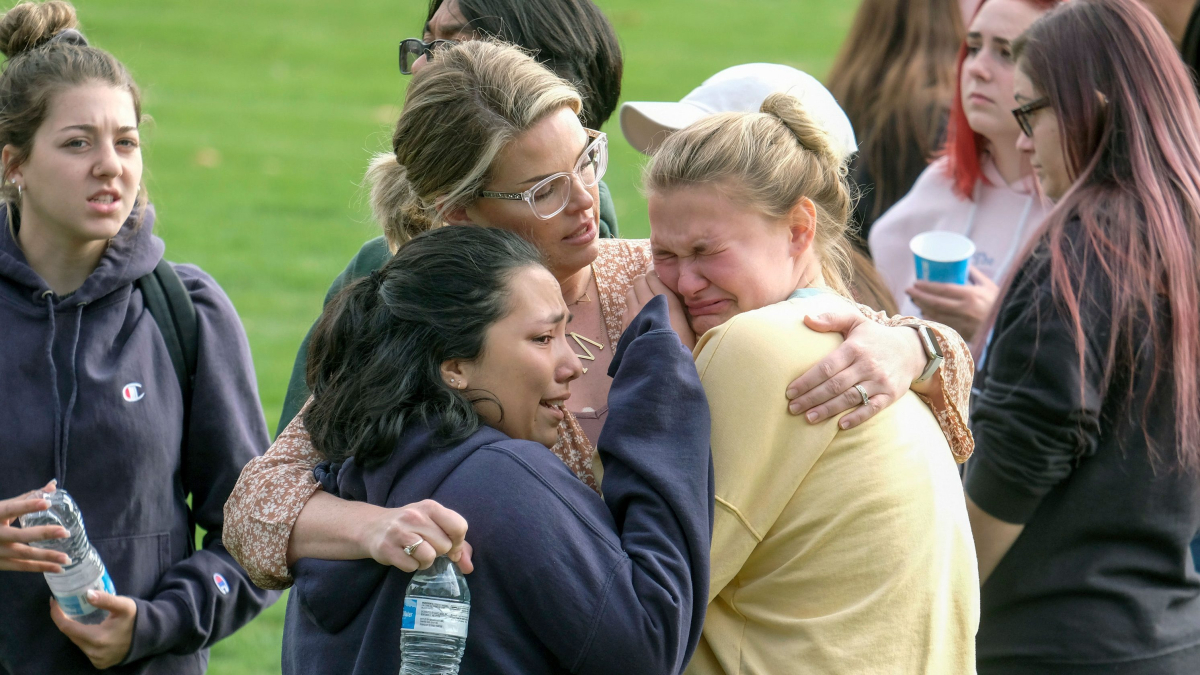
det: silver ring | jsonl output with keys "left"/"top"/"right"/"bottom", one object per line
{"left": 854, "top": 384, "right": 870, "bottom": 407}
{"left": 403, "top": 537, "right": 425, "bottom": 557}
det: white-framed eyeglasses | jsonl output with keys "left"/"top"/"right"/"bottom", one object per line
{"left": 479, "top": 129, "right": 608, "bottom": 220}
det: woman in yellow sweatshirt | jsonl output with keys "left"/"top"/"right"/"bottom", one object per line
{"left": 625, "top": 92, "right": 980, "bottom": 674}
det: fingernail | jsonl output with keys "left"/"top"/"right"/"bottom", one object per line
{"left": 788, "top": 402, "right": 800, "bottom": 414}
{"left": 840, "top": 419, "right": 850, "bottom": 429}
{"left": 785, "top": 389, "right": 797, "bottom": 399}
{"left": 806, "top": 411, "right": 818, "bottom": 423}
{"left": 86, "top": 590, "right": 96, "bottom": 601}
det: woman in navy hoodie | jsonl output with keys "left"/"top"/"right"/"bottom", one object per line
{"left": 283, "top": 224, "right": 712, "bottom": 674}
{"left": 0, "top": 2, "right": 276, "bottom": 673}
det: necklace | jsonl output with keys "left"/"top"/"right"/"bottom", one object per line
{"left": 571, "top": 332, "right": 604, "bottom": 374}
{"left": 567, "top": 265, "right": 603, "bottom": 373}
{"left": 567, "top": 266, "right": 594, "bottom": 306}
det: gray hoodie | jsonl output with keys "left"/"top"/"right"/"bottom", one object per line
{"left": 0, "top": 205, "right": 278, "bottom": 674}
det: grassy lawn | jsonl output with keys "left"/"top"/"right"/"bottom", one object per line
{"left": 76, "top": 1, "right": 859, "bottom": 671}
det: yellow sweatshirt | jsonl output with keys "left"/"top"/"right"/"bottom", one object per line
{"left": 685, "top": 292, "right": 979, "bottom": 675}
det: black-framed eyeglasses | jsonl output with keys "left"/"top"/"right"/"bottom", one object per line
{"left": 479, "top": 129, "right": 609, "bottom": 220}
{"left": 398, "top": 38, "right": 455, "bottom": 75}
{"left": 1012, "top": 97, "right": 1051, "bottom": 137}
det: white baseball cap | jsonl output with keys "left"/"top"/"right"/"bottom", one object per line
{"left": 619, "top": 63, "right": 857, "bottom": 160}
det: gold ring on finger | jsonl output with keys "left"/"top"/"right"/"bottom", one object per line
{"left": 403, "top": 537, "right": 425, "bottom": 557}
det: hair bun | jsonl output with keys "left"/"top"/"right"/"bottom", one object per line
{"left": 760, "top": 92, "right": 844, "bottom": 169}
{"left": 0, "top": 1, "right": 79, "bottom": 59}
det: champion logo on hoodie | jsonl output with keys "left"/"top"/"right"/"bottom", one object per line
{"left": 122, "top": 383, "right": 144, "bottom": 402}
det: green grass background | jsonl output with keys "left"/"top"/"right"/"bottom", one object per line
{"left": 75, "top": 1, "right": 859, "bottom": 671}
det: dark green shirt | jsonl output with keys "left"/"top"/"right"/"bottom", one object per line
{"left": 276, "top": 180, "right": 619, "bottom": 434}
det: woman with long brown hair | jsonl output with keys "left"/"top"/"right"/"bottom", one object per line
{"left": 963, "top": 0, "right": 1200, "bottom": 671}
{"left": 827, "top": 0, "right": 964, "bottom": 242}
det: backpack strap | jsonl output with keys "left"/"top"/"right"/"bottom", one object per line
{"left": 137, "top": 258, "right": 200, "bottom": 553}
{"left": 138, "top": 259, "right": 198, "bottom": 402}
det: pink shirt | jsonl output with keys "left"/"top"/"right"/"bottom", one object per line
{"left": 868, "top": 155, "right": 1051, "bottom": 318}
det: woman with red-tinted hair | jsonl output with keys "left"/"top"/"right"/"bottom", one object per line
{"left": 964, "top": 0, "right": 1200, "bottom": 671}
{"left": 869, "top": 0, "right": 1059, "bottom": 342}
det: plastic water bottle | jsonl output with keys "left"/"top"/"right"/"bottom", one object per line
{"left": 399, "top": 556, "right": 471, "bottom": 675}
{"left": 19, "top": 489, "right": 115, "bottom": 625}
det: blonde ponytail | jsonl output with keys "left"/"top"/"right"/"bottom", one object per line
{"left": 760, "top": 92, "right": 846, "bottom": 171}
{"left": 366, "top": 153, "right": 434, "bottom": 252}
{"left": 645, "top": 92, "right": 855, "bottom": 296}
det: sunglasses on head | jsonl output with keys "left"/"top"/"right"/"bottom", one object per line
{"left": 398, "top": 38, "right": 456, "bottom": 75}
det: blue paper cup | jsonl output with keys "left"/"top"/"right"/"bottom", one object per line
{"left": 910, "top": 231, "right": 976, "bottom": 285}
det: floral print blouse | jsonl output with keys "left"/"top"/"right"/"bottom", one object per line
{"left": 223, "top": 238, "right": 975, "bottom": 590}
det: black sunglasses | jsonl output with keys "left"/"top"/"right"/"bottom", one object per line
{"left": 1012, "top": 97, "right": 1051, "bottom": 137}
{"left": 398, "top": 38, "right": 455, "bottom": 75}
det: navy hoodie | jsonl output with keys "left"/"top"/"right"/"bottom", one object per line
{"left": 0, "top": 206, "right": 278, "bottom": 674}
{"left": 283, "top": 296, "right": 714, "bottom": 675}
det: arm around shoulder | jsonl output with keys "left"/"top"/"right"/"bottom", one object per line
{"left": 862, "top": 306, "right": 974, "bottom": 461}
{"left": 224, "top": 407, "right": 324, "bottom": 590}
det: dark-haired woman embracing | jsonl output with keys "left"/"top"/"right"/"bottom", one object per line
{"left": 282, "top": 225, "right": 713, "bottom": 674}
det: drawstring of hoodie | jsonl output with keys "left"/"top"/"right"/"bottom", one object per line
{"left": 60, "top": 302, "right": 86, "bottom": 488}
{"left": 42, "top": 291, "right": 63, "bottom": 484}
{"left": 40, "top": 291, "right": 87, "bottom": 488}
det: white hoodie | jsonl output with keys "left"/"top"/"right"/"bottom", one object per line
{"left": 868, "top": 155, "right": 1051, "bottom": 318}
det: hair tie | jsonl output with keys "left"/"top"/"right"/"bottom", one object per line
{"left": 369, "top": 268, "right": 386, "bottom": 286}
{"left": 47, "top": 29, "right": 88, "bottom": 48}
